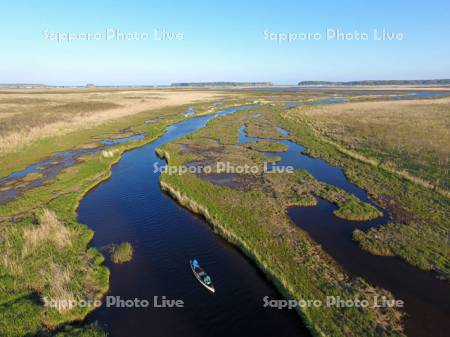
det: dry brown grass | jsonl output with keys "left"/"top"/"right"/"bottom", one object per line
{"left": 41, "top": 262, "right": 77, "bottom": 313}
{"left": 0, "top": 89, "right": 229, "bottom": 155}
{"left": 308, "top": 85, "right": 450, "bottom": 91}
{"left": 311, "top": 97, "right": 449, "bottom": 156}
{"left": 22, "top": 209, "right": 72, "bottom": 256}
{"left": 291, "top": 97, "right": 450, "bottom": 191}
{"left": 0, "top": 227, "right": 23, "bottom": 275}
{"left": 101, "top": 149, "right": 116, "bottom": 158}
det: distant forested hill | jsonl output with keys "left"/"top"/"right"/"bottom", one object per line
{"left": 298, "top": 79, "right": 450, "bottom": 86}
{"left": 171, "top": 82, "right": 273, "bottom": 87}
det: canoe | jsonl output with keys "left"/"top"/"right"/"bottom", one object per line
{"left": 190, "top": 259, "right": 215, "bottom": 293}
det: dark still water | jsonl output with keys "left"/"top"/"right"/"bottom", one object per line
{"left": 240, "top": 125, "right": 450, "bottom": 337}
{"left": 77, "top": 106, "right": 310, "bottom": 337}
{"left": 288, "top": 201, "right": 450, "bottom": 337}
{"left": 0, "top": 133, "right": 145, "bottom": 205}
{"left": 239, "top": 126, "right": 372, "bottom": 203}
{"left": 239, "top": 87, "right": 450, "bottom": 99}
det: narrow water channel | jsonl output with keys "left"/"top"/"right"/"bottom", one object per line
{"left": 0, "top": 134, "right": 145, "bottom": 204}
{"left": 241, "top": 87, "right": 450, "bottom": 99}
{"left": 77, "top": 106, "right": 311, "bottom": 337}
{"left": 239, "top": 125, "right": 450, "bottom": 337}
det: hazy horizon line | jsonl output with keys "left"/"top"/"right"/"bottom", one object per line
{"left": 1, "top": 78, "right": 450, "bottom": 87}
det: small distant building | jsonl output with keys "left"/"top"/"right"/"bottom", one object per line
{"left": 86, "top": 83, "right": 96, "bottom": 88}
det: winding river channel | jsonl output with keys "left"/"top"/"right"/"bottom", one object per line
{"left": 76, "top": 102, "right": 449, "bottom": 337}
{"left": 77, "top": 105, "right": 310, "bottom": 337}
{"left": 239, "top": 125, "right": 450, "bottom": 337}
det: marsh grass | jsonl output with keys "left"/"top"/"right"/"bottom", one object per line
{"left": 22, "top": 209, "right": 73, "bottom": 256}
{"left": 0, "top": 99, "right": 247, "bottom": 336}
{"left": 0, "top": 210, "right": 108, "bottom": 336}
{"left": 278, "top": 102, "right": 450, "bottom": 279}
{"left": 245, "top": 140, "right": 288, "bottom": 152}
{"left": 0, "top": 113, "right": 186, "bottom": 335}
{"left": 295, "top": 97, "right": 450, "bottom": 191}
{"left": 41, "top": 262, "right": 77, "bottom": 313}
{"left": 159, "top": 107, "right": 404, "bottom": 336}
{"left": 0, "top": 89, "right": 230, "bottom": 158}
{"left": 55, "top": 322, "right": 106, "bottom": 337}
{"left": 333, "top": 198, "right": 382, "bottom": 221}
{"left": 110, "top": 242, "right": 133, "bottom": 264}
{"left": 2, "top": 89, "right": 444, "bottom": 335}
{"left": 101, "top": 149, "right": 116, "bottom": 158}
{"left": 354, "top": 222, "right": 449, "bottom": 280}
{"left": 0, "top": 96, "right": 247, "bottom": 179}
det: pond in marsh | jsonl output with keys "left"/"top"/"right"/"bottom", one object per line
{"left": 77, "top": 105, "right": 311, "bottom": 337}
{"left": 239, "top": 125, "right": 450, "bottom": 337}
{"left": 0, "top": 133, "right": 145, "bottom": 205}
{"left": 285, "top": 97, "right": 349, "bottom": 108}
{"left": 239, "top": 125, "right": 372, "bottom": 203}
{"left": 239, "top": 87, "right": 450, "bottom": 98}
{"left": 288, "top": 200, "right": 450, "bottom": 337}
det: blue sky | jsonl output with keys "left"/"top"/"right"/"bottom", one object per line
{"left": 1, "top": 0, "right": 449, "bottom": 85}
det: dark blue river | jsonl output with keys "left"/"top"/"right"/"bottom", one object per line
{"left": 76, "top": 103, "right": 449, "bottom": 337}
{"left": 239, "top": 124, "right": 450, "bottom": 337}
{"left": 77, "top": 106, "right": 310, "bottom": 337}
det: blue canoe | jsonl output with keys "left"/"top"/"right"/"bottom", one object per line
{"left": 190, "top": 259, "right": 215, "bottom": 293}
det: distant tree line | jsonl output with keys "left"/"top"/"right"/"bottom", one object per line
{"left": 298, "top": 79, "right": 450, "bottom": 86}
{"left": 171, "top": 82, "right": 273, "bottom": 87}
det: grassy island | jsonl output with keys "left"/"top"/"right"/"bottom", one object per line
{"left": 159, "top": 104, "right": 405, "bottom": 337}
{"left": 110, "top": 242, "right": 133, "bottom": 264}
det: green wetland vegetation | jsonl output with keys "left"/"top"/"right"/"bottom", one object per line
{"left": 158, "top": 106, "right": 404, "bottom": 336}
{"left": 0, "top": 88, "right": 448, "bottom": 336}
{"left": 110, "top": 242, "right": 133, "bottom": 264}
{"left": 244, "top": 140, "right": 288, "bottom": 152}
{"left": 55, "top": 322, "right": 106, "bottom": 337}
{"left": 0, "top": 92, "right": 245, "bottom": 336}
{"left": 280, "top": 100, "right": 449, "bottom": 279}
